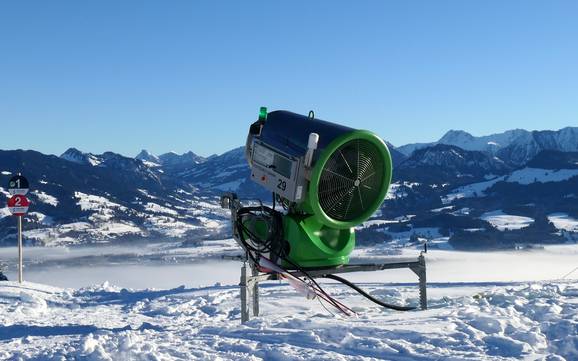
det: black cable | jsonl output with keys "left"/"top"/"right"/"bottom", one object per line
{"left": 236, "top": 206, "right": 411, "bottom": 313}
{"left": 235, "top": 221, "right": 259, "bottom": 265}
{"left": 236, "top": 205, "right": 350, "bottom": 313}
{"left": 236, "top": 205, "right": 286, "bottom": 265}
{"left": 321, "top": 274, "right": 416, "bottom": 311}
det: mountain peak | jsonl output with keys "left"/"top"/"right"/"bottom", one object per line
{"left": 61, "top": 148, "right": 102, "bottom": 166}
{"left": 440, "top": 130, "right": 474, "bottom": 142}
{"left": 398, "top": 128, "right": 532, "bottom": 157}
{"left": 136, "top": 149, "right": 160, "bottom": 164}
{"left": 61, "top": 147, "right": 86, "bottom": 158}
{"left": 408, "top": 144, "right": 493, "bottom": 166}
{"left": 158, "top": 151, "right": 205, "bottom": 167}
{"left": 397, "top": 143, "right": 510, "bottom": 185}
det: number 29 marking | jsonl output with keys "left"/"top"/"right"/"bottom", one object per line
{"left": 277, "top": 179, "right": 287, "bottom": 191}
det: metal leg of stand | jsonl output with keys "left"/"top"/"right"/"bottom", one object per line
{"left": 251, "top": 264, "right": 260, "bottom": 317}
{"left": 417, "top": 254, "right": 428, "bottom": 310}
{"left": 241, "top": 262, "right": 260, "bottom": 323}
{"left": 240, "top": 262, "right": 250, "bottom": 323}
{"left": 409, "top": 253, "right": 428, "bottom": 310}
{"left": 241, "top": 254, "right": 428, "bottom": 322}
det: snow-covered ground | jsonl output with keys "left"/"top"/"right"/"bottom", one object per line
{"left": 548, "top": 213, "right": 578, "bottom": 232}
{"left": 480, "top": 210, "right": 534, "bottom": 231}
{"left": 0, "top": 242, "right": 577, "bottom": 360}
{"left": 442, "top": 168, "right": 578, "bottom": 204}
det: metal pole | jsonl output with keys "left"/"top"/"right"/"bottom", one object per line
{"left": 240, "top": 262, "right": 249, "bottom": 323}
{"left": 18, "top": 215, "right": 23, "bottom": 284}
{"left": 418, "top": 253, "right": 427, "bottom": 310}
{"left": 251, "top": 263, "right": 260, "bottom": 317}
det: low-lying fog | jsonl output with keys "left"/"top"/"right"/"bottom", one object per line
{"left": 0, "top": 240, "right": 577, "bottom": 289}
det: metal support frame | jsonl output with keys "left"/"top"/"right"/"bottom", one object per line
{"left": 239, "top": 253, "right": 428, "bottom": 323}
{"left": 240, "top": 260, "right": 262, "bottom": 323}
{"left": 221, "top": 192, "right": 428, "bottom": 324}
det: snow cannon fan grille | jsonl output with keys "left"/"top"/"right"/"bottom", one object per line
{"left": 318, "top": 139, "right": 385, "bottom": 222}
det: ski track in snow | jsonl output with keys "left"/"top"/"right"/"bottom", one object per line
{"left": 0, "top": 279, "right": 577, "bottom": 360}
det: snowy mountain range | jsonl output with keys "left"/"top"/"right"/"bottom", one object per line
{"left": 398, "top": 127, "right": 578, "bottom": 166}
{"left": 1, "top": 126, "right": 578, "bottom": 248}
{"left": 135, "top": 149, "right": 207, "bottom": 169}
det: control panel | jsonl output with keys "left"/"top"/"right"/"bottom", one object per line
{"left": 250, "top": 141, "right": 307, "bottom": 202}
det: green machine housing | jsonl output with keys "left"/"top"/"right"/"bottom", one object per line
{"left": 246, "top": 109, "right": 393, "bottom": 268}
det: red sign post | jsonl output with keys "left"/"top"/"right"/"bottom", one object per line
{"left": 7, "top": 175, "right": 30, "bottom": 284}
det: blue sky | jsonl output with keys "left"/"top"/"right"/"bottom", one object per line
{"left": 1, "top": 1, "right": 577, "bottom": 157}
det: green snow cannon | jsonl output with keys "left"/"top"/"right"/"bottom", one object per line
{"left": 246, "top": 109, "right": 393, "bottom": 268}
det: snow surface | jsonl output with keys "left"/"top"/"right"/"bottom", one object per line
{"left": 506, "top": 168, "right": 578, "bottom": 185}
{"left": 0, "top": 279, "right": 576, "bottom": 360}
{"left": 87, "top": 221, "right": 143, "bottom": 238}
{"left": 481, "top": 210, "right": 534, "bottom": 231}
{"left": 213, "top": 179, "right": 244, "bottom": 192}
{"left": 144, "top": 202, "right": 179, "bottom": 216}
{"left": 32, "top": 190, "right": 59, "bottom": 207}
{"left": 444, "top": 168, "right": 578, "bottom": 204}
{"left": 0, "top": 242, "right": 577, "bottom": 360}
{"left": 0, "top": 207, "right": 11, "bottom": 220}
{"left": 75, "top": 192, "right": 126, "bottom": 213}
{"left": 27, "top": 212, "right": 54, "bottom": 226}
{"left": 443, "top": 177, "right": 503, "bottom": 204}
{"left": 548, "top": 213, "right": 578, "bottom": 232}
{"left": 385, "top": 182, "right": 419, "bottom": 200}
{"left": 23, "top": 191, "right": 228, "bottom": 245}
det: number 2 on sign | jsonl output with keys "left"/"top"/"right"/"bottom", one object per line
{"left": 14, "top": 196, "right": 22, "bottom": 206}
